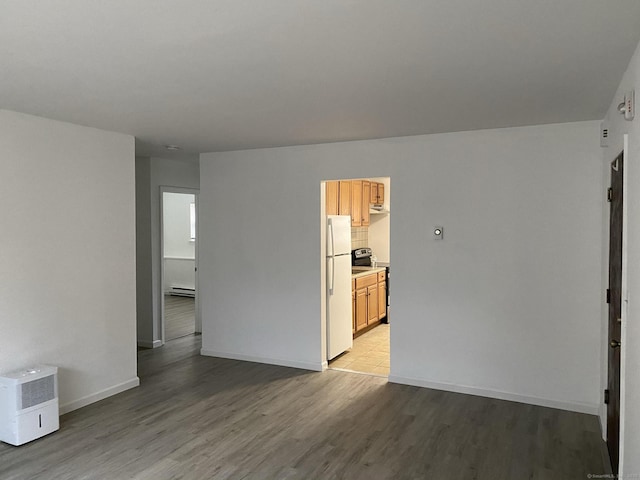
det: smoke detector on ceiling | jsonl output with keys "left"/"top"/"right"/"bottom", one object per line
{"left": 617, "top": 90, "right": 634, "bottom": 121}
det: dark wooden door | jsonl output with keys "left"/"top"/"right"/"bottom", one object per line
{"left": 607, "top": 151, "right": 623, "bottom": 474}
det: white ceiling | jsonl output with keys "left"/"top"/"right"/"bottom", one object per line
{"left": 2, "top": 1, "right": 640, "bottom": 156}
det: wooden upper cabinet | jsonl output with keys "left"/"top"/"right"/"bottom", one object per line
{"left": 338, "top": 181, "right": 351, "bottom": 216}
{"left": 362, "top": 181, "right": 370, "bottom": 226}
{"left": 370, "top": 183, "right": 378, "bottom": 204}
{"left": 326, "top": 181, "right": 339, "bottom": 215}
{"left": 377, "top": 183, "right": 385, "bottom": 204}
{"left": 368, "top": 181, "right": 385, "bottom": 204}
{"left": 333, "top": 178, "right": 385, "bottom": 223}
{"left": 351, "top": 180, "right": 362, "bottom": 227}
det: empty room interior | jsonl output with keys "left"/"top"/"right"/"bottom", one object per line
{"left": 2, "top": 1, "right": 640, "bottom": 478}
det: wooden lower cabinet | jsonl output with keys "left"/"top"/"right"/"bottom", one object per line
{"left": 352, "top": 279, "right": 356, "bottom": 334}
{"left": 355, "top": 288, "right": 368, "bottom": 332}
{"left": 367, "top": 284, "right": 378, "bottom": 325}
{"left": 353, "top": 272, "right": 385, "bottom": 336}
{"left": 378, "top": 281, "right": 386, "bottom": 320}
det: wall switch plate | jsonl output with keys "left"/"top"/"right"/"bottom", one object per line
{"left": 600, "top": 121, "right": 609, "bottom": 147}
{"left": 433, "top": 226, "right": 443, "bottom": 240}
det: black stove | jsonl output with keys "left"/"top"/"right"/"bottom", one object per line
{"left": 351, "top": 248, "right": 373, "bottom": 266}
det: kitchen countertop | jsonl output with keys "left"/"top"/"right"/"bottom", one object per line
{"left": 351, "top": 266, "right": 386, "bottom": 279}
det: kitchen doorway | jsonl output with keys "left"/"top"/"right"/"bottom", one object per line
{"left": 322, "top": 177, "right": 391, "bottom": 377}
{"left": 160, "top": 188, "right": 201, "bottom": 343}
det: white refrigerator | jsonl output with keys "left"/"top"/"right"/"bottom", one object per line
{"left": 327, "top": 215, "right": 353, "bottom": 360}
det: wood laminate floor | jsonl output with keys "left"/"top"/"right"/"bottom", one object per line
{"left": 164, "top": 294, "right": 195, "bottom": 341}
{"left": 0, "top": 335, "right": 610, "bottom": 479}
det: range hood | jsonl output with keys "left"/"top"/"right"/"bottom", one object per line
{"left": 370, "top": 204, "right": 390, "bottom": 215}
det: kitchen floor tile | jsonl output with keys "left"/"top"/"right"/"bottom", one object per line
{"left": 369, "top": 366, "right": 390, "bottom": 375}
{"left": 329, "top": 357, "right": 352, "bottom": 368}
{"left": 328, "top": 324, "right": 389, "bottom": 376}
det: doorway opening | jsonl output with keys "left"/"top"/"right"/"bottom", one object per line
{"left": 161, "top": 189, "right": 200, "bottom": 343}
{"left": 606, "top": 151, "right": 623, "bottom": 474}
{"left": 322, "top": 177, "right": 391, "bottom": 377}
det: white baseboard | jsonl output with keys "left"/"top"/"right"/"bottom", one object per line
{"left": 137, "top": 339, "right": 162, "bottom": 349}
{"left": 599, "top": 403, "right": 607, "bottom": 440}
{"left": 59, "top": 377, "right": 140, "bottom": 415}
{"left": 321, "top": 361, "right": 329, "bottom": 371}
{"left": 388, "top": 375, "right": 599, "bottom": 415}
{"left": 200, "top": 349, "right": 324, "bottom": 372}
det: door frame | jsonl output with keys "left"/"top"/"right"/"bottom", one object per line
{"left": 320, "top": 181, "right": 328, "bottom": 368}
{"left": 605, "top": 135, "right": 629, "bottom": 473}
{"left": 617, "top": 135, "right": 629, "bottom": 472}
{"left": 159, "top": 186, "right": 201, "bottom": 345}
{"left": 320, "top": 177, "right": 391, "bottom": 372}
{"left": 606, "top": 149, "right": 623, "bottom": 473}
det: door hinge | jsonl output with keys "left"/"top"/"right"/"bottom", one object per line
{"left": 604, "top": 389, "right": 610, "bottom": 405}
{"left": 606, "top": 289, "right": 611, "bottom": 304}
{"left": 607, "top": 188, "right": 613, "bottom": 202}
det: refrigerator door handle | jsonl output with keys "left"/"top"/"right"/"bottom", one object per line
{"left": 327, "top": 217, "right": 335, "bottom": 295}
{"left": 328, "top": 256, "right": 335, "bottom": 295}
{"left": 328, "top": 218, "right": 334, "bottom": 257}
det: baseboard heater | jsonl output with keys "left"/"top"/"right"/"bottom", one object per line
{"left": 169, "top": 286, "right": 195, "bottom": 298}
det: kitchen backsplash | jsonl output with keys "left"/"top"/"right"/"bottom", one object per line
{"left": 351, "top": 226, "right": 368, "bottom": 249}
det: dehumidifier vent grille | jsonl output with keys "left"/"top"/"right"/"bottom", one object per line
{"left": 20, "top": 375, "right": 56, "bottom": 410}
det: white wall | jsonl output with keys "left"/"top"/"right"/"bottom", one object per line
{"left": 163, "top": 259, "right": 195, "bottom": 291}
{"left": 601, "top": 39, "right": 640, "bottom": 476}
{"left": 163, "top": 192, "right": 196, "bottom": 292}
{"left": 0, "top": 110, "right": 138, "bottom": 413}
{"left": 200, "top": 120, "right": 603, "bottom": 413}
{"left": 135, "top": 157, "right": 153, "bottom": 346}
{"left": 135, "top": 157, "right": 199, "bottom": 347}
{"left": 163, "top": 192, "right": 195, "bottom": 259}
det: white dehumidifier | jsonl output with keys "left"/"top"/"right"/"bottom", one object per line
{"left": 0, "top": 365, "right": 59, "bottom": 446}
